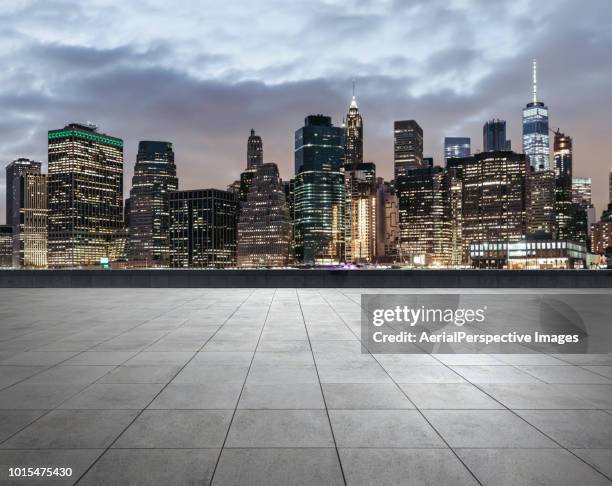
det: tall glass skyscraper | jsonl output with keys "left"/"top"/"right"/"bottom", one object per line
{"left": 237, "top": 163, "right": 292, "bottom": 267}
{"left": 294, "top": 115, "right": 345, "bottom": 264}
{"left": 127, "top": 141, "right": 178, "bottom": 267}
{"left": 483, "top": 120, "right": 511, "bottom": 152}
{"left": 48, "top": 123, "right": 123, "bottom": 267}
{"left": 394, "top": 120, "right": 423, "bottom": 179}
{"left": 522, "top": 60, "right": 550, "bottom": 170}
{"left": 247, "top": 129, "right": 263, "bottom": 170}
{"left": 5, "top": 158, "right": 47, "bottom": 267}
{"left": 444, "top": 137, "right": 471, "bottom": 162}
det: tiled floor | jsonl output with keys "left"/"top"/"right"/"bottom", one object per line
{"left": 0, "top": 288, "right": 610, "bottom": 485}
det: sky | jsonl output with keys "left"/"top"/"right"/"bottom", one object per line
{"left": 1, "top": 0, "right": 611, "bottom": 223}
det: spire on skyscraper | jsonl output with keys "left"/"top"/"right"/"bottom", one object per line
{"left": 532, "top": 58, "right": 538, "bottom": 103}
{"left": 350, "top": 79, "right": 358, "bottom": 109}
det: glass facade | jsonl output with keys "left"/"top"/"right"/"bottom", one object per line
{"left": 294, "top": 115, "right": 345, "bottom": 264}
{"left": 483, "top": 120, "right": 511, "bottom": 152}
{"left": 396, "top": 166, "right": 451, "bottom": 266}
{"left": 237, "top": 163, "right": 292, "bottom": 267}
{"left": 522, "top": 102, "right": 550, "bottom": 170}
{"left": 5, "top": 158, "right": 47, "bottom": 268}
{"left": 127, "top": 141, "right": 178, "bottom": 267}
{"left": 444, "top": 137, "right": 471, "bottom": 162}
{"left": 47, "top": 123, "right": 123, "bottom": 267}
{"left": 393, "top": 120, "right": 423, "bottom": 179}
{"left": 169, "top": 189, "right": 237, "bottom": 268}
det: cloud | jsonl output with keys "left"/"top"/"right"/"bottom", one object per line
{"left": 0, "top": 0, "right": 611, "bottom": 223}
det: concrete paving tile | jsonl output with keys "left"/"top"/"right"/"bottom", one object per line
{"left": 58, "top": 384, "right": 164, "bottom": 409}
{"left": 0, "top": 383, "right": 86, "bottom": 410}
{"left": 98, "top": 365, "right": 181, "bottom": 384}
{"left": 401, "top": 383, "right": 503, "bottom": 409}
{"left": 339, "top": 448, "right": 479, "bottom": 486}
{"left": 516, "top": 410, "right": 612, "bottom": 448}
{"left": 423, "top": 410, "right": 557, "bottom": 448}
{"left": 65, "top": 352, "right": 137, "bottom": 366}
{"left": 1, "top": 410, "right": 138, "bottom": 449}
{"left": 554, "top": 384, "right": 612, "bottom": 409}
{"left": 386, "top": 365, "right": 465, "bottom": 383}
{"left": 517, "top": 365, "right": 612, "bottom": 384}
{"left": 0, "top": 410, "right": 45, "bottom": 442}
{"left": 0, "top": 352, "right": 77, "bottom": 366}
{"left": 329, "top": 410, "right": 445, "bottom": 448}
{"left": 125, "top": 351, "right": 196, "bottom": 366}
{"left": 317, "top": 362, "right": 392, "bottom": 384}
{"left": 457, "top": 449, "right": 611, "bottom": 486}
{"left": 173, "top": 362, "right": 250, "bottom": 384}
{"left": 79, "top": 449, "right": 218, "bottom": 486}
{"left": 23, "top": 365, "right": 115, "bottom": 385}
{"left": 571, "top": 449, "right": 612, "bottom": 478}
{"left": 226, "top": 410, "right": 334, "bottom": 447}
{"left": 238, "top": 384, "right": 325, "bottom": 409}
{"left": 114, "top": 410, "right": 232, "bottom": 448}
{"left": 148, "top": 383, "right": 242, "bottom": 409}
{"left": 0, "top": 366, "right": 47, "bottom": 388}
{"left": 246, "top": 363, "right": 319, "bottom": 385}
{"left": 322, "top": 383, "right": 414, "bottom": 409}
{"left": 450, "top": 365, "right": 542, "bottom": 383}
{"left": 212, "top": 448, "right": 344, "bottom": 486}
{"left": 479, "top": 383, "right": 599, "bottom": 409}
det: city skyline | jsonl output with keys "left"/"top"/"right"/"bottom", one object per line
{"left": 0, "top": 0, "right": 611, "bottom": 222}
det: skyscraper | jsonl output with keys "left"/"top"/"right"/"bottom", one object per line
{"left": 609, "top": 169, "right": 612, "bottom": 204}
{"left": 344, "top": 92, "right": 363, "bottom": 169}
{"left": 444, "top": 137, "right": 471, "bottom": 162}
{"left": 572, "top": 176, "right": 596, "bottom": 237}
{"left": 343, "top": 92, "right": 376, "bottom": 263}
{"left": 483, "top": 120, "right": 511, "bottom": 152}
{"left": 127, "top": 141, "right": 178, "bottom": 267}
{"left": 572, "top": 177, "right": 592, "bottom": 207}
{"left": 5, "top": 158, "right": 47, "bottom": 267}
{"left": 247, "top": 129, "right": 263, "bottom": 170}
{"left": 522, "top": 60, "right": 550, "bottom": 170}
{"left": 345, "top": 163, "right": 377, "bottom": 263}
{"left": 527, "top": 168, "right": 556, "bottom": 236}
{"left": 237, "top": 163, "right": 292, "bottom": 267}
{"left": 394, "top": 120, "right": 423, "bottom": 179}
{"left": 460, "top": 151, "right": 529, "bottom": 259}
{"left": 396, "top": 166, "right": 451, "bottom": 266}
{"left": 169, "top": 189, "right": 238, "bottom": 268}
{"left": 47, "top": 123, "right": 123, "bottom": 267}
{"left": 0, "top": 226, "right": 12, "bottom": 267}
{"left": 553, "top": 131, "right": 587, "bottom": 244}
{"left": 294, "top": 115, "right": 345, "bottom": 264}
{"left": 375, "top": 180, "right": 399, "bottom": 261}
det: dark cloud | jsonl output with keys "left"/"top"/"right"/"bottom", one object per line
{"left": 0, "top": 0, "right": 611, "bottom": 223}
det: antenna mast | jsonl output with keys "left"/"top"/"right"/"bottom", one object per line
{"left": 532, "top": 59, "right": 537, "bottom": 103}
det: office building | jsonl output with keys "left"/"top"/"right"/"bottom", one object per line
{"left": 396, "top": 166, "right": 451, "bottom": 266}
{"left": 447, "top": 165, "right": 464, "bottom": 266}
{"left": 553, "top": 131, "right": 587, "bottom": 245}
{"left": 0, "top": 226, "right": 12, "bottom": 267}
{"left": 483, "top": 120, "right": 511, "bottom": 152}
{"left": 345, "top": 164, "right": 377, "bottom": 264}
{"left": 294, "top": 115, "right": 345, "bottom": 264}
{"left": 527, "top": 168, "right": 556, "bottom": 236}
{"left": 522, "top": 60, "right": 550, "bottom": 170}
{"left": 169, "top": 189, "right": 238, "bottom": 268}
{"left": 470, "top": 236, "right": 587, "bottom": 269}
{"left": 394, "top": 120, "right": 423, "bottom": 178}
{"left": 344, "top": 93, "right": 363, "bottom": 169}
{"left": 237, "top": 163, "right": 292, "bottom": 267}
{"left": 444, "top": 137, "right": 471, "bottom": 162}
{"left": 127, "top": 141, "right": 178, "bottom": 267}
{"left": 5, "top": 158, "right": 47, "bottom": 267}
{"left": 459, "top": 151, "right": 529, "bottom": 260}
{"left": 375, "top": 180, "right": 399, "bottom": 262}
{"left": 572, "top": 176, "right": 596, "bottom": 236}
{"left": 47, "top": 123, "right": 123, "bottom": 267}
{"left": 591, "top": 204, "right": 612, "bottom": 255}
{"left": 247, "top": 129, "right": 263, "bottom": 170}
